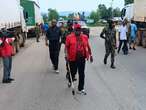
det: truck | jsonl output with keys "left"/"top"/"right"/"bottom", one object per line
{"left": 20, "top": 0, "right": 43, "bottom": 37}
{"left": 0, "top": 0, "right": 27, "bottom": 52}
{"left": 121, "top": 0, "right": 146, "bottom": 47}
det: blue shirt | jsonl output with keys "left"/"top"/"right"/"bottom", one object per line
{"left": 130, "top": 23, "right": 137, "bottom": 38}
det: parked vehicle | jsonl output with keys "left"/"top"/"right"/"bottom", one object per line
{"left": 20, "top": 0, "right": 43, "bottom": 37}
{"left": 0, "top": 0, "right": 27, "bottom": 52}
{"left": 121, "top": 0, "right": 146, "bottom": 47}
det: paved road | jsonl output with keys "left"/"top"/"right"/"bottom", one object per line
{"left": 0, "top": 28, "right": 146, "bottom": 110}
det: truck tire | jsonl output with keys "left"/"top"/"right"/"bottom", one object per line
{"left": 16, "top": 41, "right": 20, "bottom": 52}
{"left": 15, "top": 35, "right": 20, "bottom": 53}
{"left": 21, "top": 32, "right": 27, "bottom": 47}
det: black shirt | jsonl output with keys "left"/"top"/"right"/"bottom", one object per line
{"left": 46, "top": 26, "right": 61, "bottom": 41}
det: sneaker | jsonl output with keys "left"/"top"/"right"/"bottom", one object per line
{"left": 133, "top": 47, "right": 136, "bottom": 50}
{"left": 2, "top": 80, "right": 11, "bottom": 84}
{"left": 68, "top": 82, "right": 71, "bottom": 88}
{"left": 77, "top": 89, "right": 87, "bottom": 95}
{"left": 55, "top": 70, "right": 59, "bottom": 73}
{"left": 104, "top": 58, "right": 107, "bottom": 65}
{"left": 8, "top": 78, "right": 15, "bottom": 81}
{"left": 111, "top": 65, "right": 116, "bottom": 69}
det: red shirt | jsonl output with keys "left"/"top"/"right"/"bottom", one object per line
{"left": 0, "top": 38, "right": 14, "bottom": 57}
{"left": 66, "top": 33, "right": 92, "bottom": 61}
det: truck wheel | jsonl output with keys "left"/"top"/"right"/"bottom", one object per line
{"left": 21, "top": 33, "right": 27, "bottom": 47}
{"left": 16, "top": 40, "right": 20, "bottom": 52}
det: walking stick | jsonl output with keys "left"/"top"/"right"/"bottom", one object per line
{"left": 67, "top": 62, "right": 75, "bottom": 96}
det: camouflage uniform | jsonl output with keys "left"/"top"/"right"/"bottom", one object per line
{"left": 100, "top": 26, "right": 116, "bottom": 66}
{"left": 35, "top": 25, "right": 41, "bottom": 42}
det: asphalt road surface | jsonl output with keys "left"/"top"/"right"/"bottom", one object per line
{"left": 0, "top": 28, "right": 146, "bottom": 110}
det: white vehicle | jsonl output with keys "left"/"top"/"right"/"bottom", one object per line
{"left": 0, "top": 0, "right": 27, "bottom": 52}
{"left": 121, "top": 0, "right": 146, "bottom": 23}
{"left": 121, "top": 4, "right": 134, "bottom": 21}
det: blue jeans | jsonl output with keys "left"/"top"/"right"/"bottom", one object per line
{"left": 2, "top": 57, "right": 12, "bottom": 80}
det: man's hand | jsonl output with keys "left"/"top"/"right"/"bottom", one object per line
{"left": 90, "top": 56, "right": 93, "bottom": 63}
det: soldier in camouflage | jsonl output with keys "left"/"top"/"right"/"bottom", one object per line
{"left": 100, "top": 20, "right": 116, "bottom": 69}
{"left": 35, "top": 23, "right": 41, "bottom": 42}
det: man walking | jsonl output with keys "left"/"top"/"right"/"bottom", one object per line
{"left": 46, "top": 19, "right": 62, "bottom": 73}
{"left": 35, "top": 23, "right": 41, "bottom": 42}
{"left": 129, "top": 20, "right": 137, "bottom": 50}
{"left": 118, "top": 21, "right": 128, "bottom": 55}
{"left": 100, "top": 20, "right": 116, "bottom": 69}
{"left": 65, "top": 24, "right": 93, "bottom": 94}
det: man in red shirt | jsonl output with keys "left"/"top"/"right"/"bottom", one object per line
{"left": 0, "top": 30, "right": 15, "bottom": 83}
{"left": 65, "top": 24, "right": 93, "bottom": 95}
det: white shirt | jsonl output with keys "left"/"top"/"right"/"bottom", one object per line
{"left": 119, "top": 25, "right": 128, "bottom": 40}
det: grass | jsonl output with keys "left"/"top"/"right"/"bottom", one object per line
{"left": 87, "top": 22, "right": 107, "bottom": 27}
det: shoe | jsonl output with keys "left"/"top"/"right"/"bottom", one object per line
{"left": 66, "top": 73, "right": 69, "bottom": 80}
{"left": 104, "top": 58, "right": 107, "bottom": 65}
{"left": 73, "top": 78, "right": 77, "bottom": 82}
{"left": 129, "top": 47, "right": 132, "bottom": 49}
{"left": 111, "top": 65, "right": 116, "bottom": 69}
{"left": 55, "top": 70, "right": 59, "bottom": 73}
{"left": 8, "top": 78, "right": 15, "bottom": 81}
{"left": 2, "top": 80, "right": 11, "bottom": 83}
{"left": 68, "top": 82, "right": 71, "bottom": 88}
{"left": 133, "top": 47, "right": 136, "bottom": 50}
{"left": 77, "top": 89, "right": 87, "bottom": 95}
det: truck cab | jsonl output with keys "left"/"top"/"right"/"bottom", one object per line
{"left": 121, "top": 4, "right": 134, "bottom": 21}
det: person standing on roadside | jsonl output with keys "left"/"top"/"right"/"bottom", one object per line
{"left": 129, "top": 20, "right": 137, "bottom": 50}
{"left": 0, "top": 29, "right": 15, "bottom": 83}
{"left": 35, "top": 23, "right": 41, "bottom": 42}
{"left": 118, "top": 21, "right": 128, "bottom": 55}
{"left": 65, "top": 24, "right": 93, "bottom": 95}
{"left": 100, "top": 20, "right": 116, "bottom": 69}
{"left": 45, "top": 19, "right": 62, "bottom": 73}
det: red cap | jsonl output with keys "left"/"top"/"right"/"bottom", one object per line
{"left": 74, "top": 24, "right": 81, "bottom": 29}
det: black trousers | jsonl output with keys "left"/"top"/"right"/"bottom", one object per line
{"left": 49, "top": 40, "right": 60, "bottom": 70}
{"left": 69, "top": 58, "right": 86, "bottom": 91}
{"left": 118, "top": 40, "right": 128, "bottom": 54}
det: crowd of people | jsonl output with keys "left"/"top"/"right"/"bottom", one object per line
{"left": 100, "top": 19, "right": 138, "bottom": 69}
{"left": 0, "top": 18, "right": 138, "bottom": 95}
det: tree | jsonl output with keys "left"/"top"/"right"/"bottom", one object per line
{"left": 113, "top": 8, "right": 121, "bottom": 17}
{"left": 42, "top": 13, "right": 48, "bottom": 23}
{"left": 68, "top": 13, "right": 74, "bottom": 19}
{"left": 90, "top": 11, "right": 100, "bottom": 23}
{"left": 125, "top": 0, "right": 134, "bottom": 5}
{"left": 98, "top": 4, "right": 108, "bottom": 20}
{"left": 107, "top": 7, "right": 113, "bottom": 19}
{"left": 48, "top": 8, "right": 59, "bottom": 21}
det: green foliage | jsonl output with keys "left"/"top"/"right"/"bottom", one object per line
{"left": 42, "top": 13, "right": 48, "bottom": 23}
{"left": 98, "top": 4, "right": 108, "bottom": 20}
{"left": 48, "top": 8, "right": 59, "bottom": 21}
{"left": 68, "top": 13, "right": 74, "bottom": 19}
{"left": 90, "top": 11, "right": 100, "bottom": 23}
{"left": 113, "top": 8, "right": 121, "bottom": 17}
{"left": 125, "top": 0, "right": 134, "bottom": 5}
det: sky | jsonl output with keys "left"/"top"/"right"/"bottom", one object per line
{"left": 35, "top": 0, "right": 125, "bottom": 12}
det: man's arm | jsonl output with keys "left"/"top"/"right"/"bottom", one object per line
{"left": 45, "top": 29, "right": 49, "bottom": 46}
{"left": 86, "top": 37, "right": 93, "bottom": 63}
{"left": 100, "top": 28, "right": 106, "bottom": 39}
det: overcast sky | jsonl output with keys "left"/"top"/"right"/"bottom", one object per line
{"left": 36, "top": 0, "right": 124, "bottom": 12}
